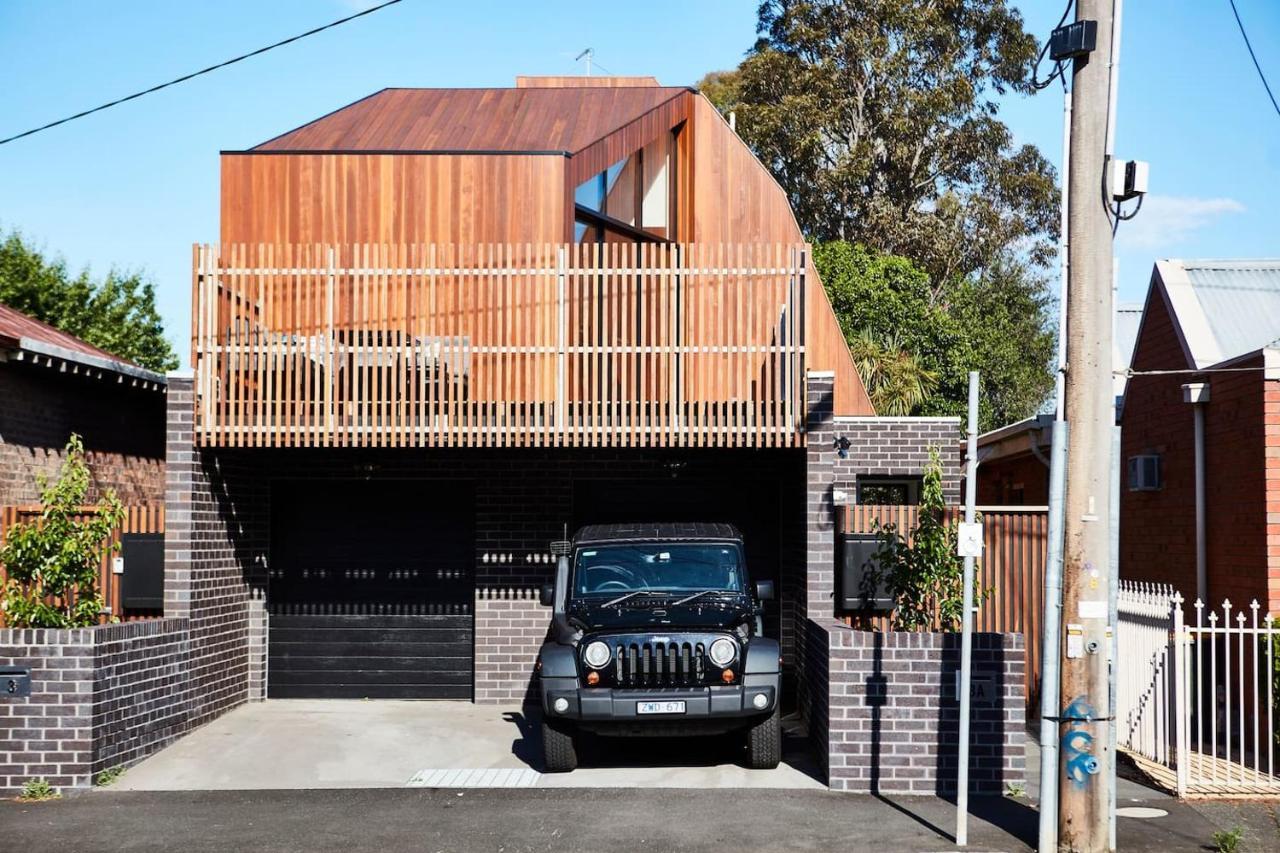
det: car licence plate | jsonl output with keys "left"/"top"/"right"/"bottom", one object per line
{"left": 637, "top": 701, "right": 686, "bottom": 715}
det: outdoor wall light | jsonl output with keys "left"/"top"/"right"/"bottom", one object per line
{"left": 833, "top": 436, "right": 851, "bottom": 459}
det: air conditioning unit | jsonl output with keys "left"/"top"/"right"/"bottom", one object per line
{"left": 1127, "top": 454, "right": 1162, "bottom": 491}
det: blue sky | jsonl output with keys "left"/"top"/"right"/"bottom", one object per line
{"left": 1, "top": 0, "right": 1277, "bottom": 365}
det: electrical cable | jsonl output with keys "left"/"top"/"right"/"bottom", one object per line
{"left": 0, "top": 0, "right": 404, "bottom": 146}
{"left": 1032, "top": 0, "right": 1076, "bottom": 90}
{"left": 1227, "top": 0, "right": 1280, "bottom": 121}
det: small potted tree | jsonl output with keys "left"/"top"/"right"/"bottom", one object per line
{"left": 1, "top": 435, "right": 124, "bottom": 628}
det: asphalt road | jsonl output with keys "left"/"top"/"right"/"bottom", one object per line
{"left": 2, "top": 787, "right": 1259, "bottom": 853}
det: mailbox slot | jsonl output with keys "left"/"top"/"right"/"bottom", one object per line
{"left": 839, "top": 532, "right": 894, "bottom": 611}
{"left": 1, "top": 667, "right": 32, "bottom": 698}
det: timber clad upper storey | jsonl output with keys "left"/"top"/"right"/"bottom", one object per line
{"left": 197, "top": 77, "right": 871, "bottom": 447}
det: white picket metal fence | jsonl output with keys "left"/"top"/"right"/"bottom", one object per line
{"left": 1115, "top": 580, "right": 1280, "bottom": 797}
{"left": 1177, "top": 595, "right": 1279, "bottom": 796}
{"left": 1116, "top": 582, "right": 1178, "bottom": 766}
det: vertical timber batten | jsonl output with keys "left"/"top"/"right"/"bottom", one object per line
{"left": 191, "top": 243, "right": 817, "bottom": 449}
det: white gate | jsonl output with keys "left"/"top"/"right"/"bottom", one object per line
{"left": 1176, "top": 596, "right": 1279, "bottom": 796}
{"left": 1116, "top": 581, "right": 1280, "bottom": 797}
{"left": 1116, "top": 583, "right": 1178, "bottom": 765}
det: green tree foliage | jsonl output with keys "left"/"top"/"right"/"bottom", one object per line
{"left": 0, "top": 436, "right": 124, "bottom": 628}
{"left": 864, "top": 448, "right": 986, "bottom": 631}
{"left": 847, "top": 329, "right": 938, "bottom": 416}
{"left": 815, "top": 242, "right": 1053, "bottom": 430}
{"left": 0, "top": 229, "right": 178, "bottom": 371}
{"left": 700, "top": 0, "right": 1058, "bottom": 288}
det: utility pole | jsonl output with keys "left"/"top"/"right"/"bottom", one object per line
{"left": 1058, "top": 0, "right": 1116, "bottom": 850}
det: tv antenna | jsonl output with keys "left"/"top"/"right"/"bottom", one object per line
{"left": 574, "top": 48, "right": 593, "bottom": 76}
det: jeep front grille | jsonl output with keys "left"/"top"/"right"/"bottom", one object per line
{"left": 614, "top": 641, "right": 708, "bottom": 687}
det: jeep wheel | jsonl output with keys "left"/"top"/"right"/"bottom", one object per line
{"left": 542, "top": 719, "right": 579, "bottom": 772}
{"left": 745, "top": 708, "right": 781, "bottom": 769}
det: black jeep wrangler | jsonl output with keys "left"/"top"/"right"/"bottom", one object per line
{"left": 535, "top": 522, "right": 781, "bottom": 772}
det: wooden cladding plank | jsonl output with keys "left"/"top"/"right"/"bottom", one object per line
{"left": 192, "top": 242, "right": 810, "bottom": 449}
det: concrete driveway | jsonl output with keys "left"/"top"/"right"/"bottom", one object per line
{"left": 112, "top": 700, "right": 825, "bottom": 791}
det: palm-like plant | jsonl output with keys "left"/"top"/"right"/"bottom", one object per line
{"left": 848, "top": 329, "right": 938, "bottom": 416}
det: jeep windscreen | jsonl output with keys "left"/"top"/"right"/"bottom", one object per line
{"left": 571, "top": 543, "right": 745, "bottom": 599}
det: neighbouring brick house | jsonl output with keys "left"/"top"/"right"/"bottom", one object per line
{"left": 0, "top": 302, "right": 167, "bottom": 506}
{"left": 970, "top": 302, "right": 1142, "bottom": 506}
{"left": 1, "top": 76, "right": 1025, "bottom": 796}
{"left": 1120, "top": 259, "right": 1280, "bottom": 613}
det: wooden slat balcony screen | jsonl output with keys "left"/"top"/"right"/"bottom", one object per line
{"left": 191, "top": 243, "right": 808, "bottom": 448}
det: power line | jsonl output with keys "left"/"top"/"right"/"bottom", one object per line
{"left": 1227, "top": 0, "right": 1280, "bottom": 120}
{"left": 0, "top": 0, "right": 405, "bottom": 147}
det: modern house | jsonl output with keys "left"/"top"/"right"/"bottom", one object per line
{"left": 1120, "top": 259, "right": 1280, "bottom": 613}
{"left": 0, "top": 302, "right": 166, "bottom": 507}
{"left": 103, "top": 75, "right": 1028, "bottom": 794}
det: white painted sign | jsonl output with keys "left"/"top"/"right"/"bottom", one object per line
{"left": 957, "top": 522, "right": 984, "bottom": 558}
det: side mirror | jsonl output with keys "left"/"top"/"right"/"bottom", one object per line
{"left": 755, "top": 580, "right": 775, "bottom": 602}
{"left": 539, "top": 583, "right": 555, "bottom": 607}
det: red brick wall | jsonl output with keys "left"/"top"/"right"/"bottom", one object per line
{"left": 1266, "top": 377, "right": 1280, "bottom": 614}
{"left": 1121, "top": 294, "right": 1197, "bottom": 597}
{"left": 976, "top": 452, "right": 1049, "bottom": 505}
{"left": 1120, "top": 294, "right": 1272, "bottom": 609}
{"left": 0, "top": 362, "right": 165, "bottom": 507}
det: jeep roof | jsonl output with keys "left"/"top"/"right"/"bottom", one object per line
{"left": 573, "top": 522, "right": 742, "bottom": 546}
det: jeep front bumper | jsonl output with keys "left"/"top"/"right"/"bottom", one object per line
{"left": 539, "top": 675, "right": 778, "bottom": 722}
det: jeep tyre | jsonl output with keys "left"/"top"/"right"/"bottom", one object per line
{"left": 745, "top": 707, "right": 781, "bottom": 769}
{"left": 542, "top": 719, "right": 579, "bottom": 772}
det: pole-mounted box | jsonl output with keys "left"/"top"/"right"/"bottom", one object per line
{"left": 1049, "top": 20, "right": 1098, "bottom": 61}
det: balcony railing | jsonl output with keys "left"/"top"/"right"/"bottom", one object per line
{"left": 191, "top": 242, "right": 807, "bottom": 448}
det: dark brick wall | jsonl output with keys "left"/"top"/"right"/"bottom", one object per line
{"left": 164, "top": 374, "right": 260, "bottom": 720}
{"left": 92, "top": 619, "right": 192, "bottom": 772}
{"left": 177, "top": 437, "right": 805, "bottom": 705}
{"left": 825, "top": 628, "right": 1025, "bottom": 794}
{"left": 0, "top": 618, "right": 192, "bottom": 795}
{"left": 0, "top": 361, "right": 166, "bottom": 507}
{"left": 829, "top": 416, "right": 962, "bottom": 503}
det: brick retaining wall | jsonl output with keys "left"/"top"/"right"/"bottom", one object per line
{"left": 0, "top": 618, "right": 191, "bottom": 795}
{"left": 821, "top": 624, "right": 1025, "bottom": 794}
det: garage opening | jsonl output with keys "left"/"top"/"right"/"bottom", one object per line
{"left": 268, "top": 479, "right": 474, "bottom": 699}
{"left": 572, "top": 467, "right": 788, "bottom": 644}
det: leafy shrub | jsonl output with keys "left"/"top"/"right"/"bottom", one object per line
{"left": 0, "top": 435, "right": 123, "bottom": 628}
{"left": 1212, "top": 825, "right": 1244, "bottom": 853}
{"left": 19, "top": 778, "right": 59, "bottom": 801}
{"left": 863, "top": 447, "right": 988, "bottom": 631}
{"left": 94, "top": 766, "right": 124, "bottom": 787}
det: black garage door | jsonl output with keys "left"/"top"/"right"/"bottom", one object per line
{"left": 268, "top": 480, "right": 474, "bottom": 699}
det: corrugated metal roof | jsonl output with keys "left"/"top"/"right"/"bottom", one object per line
{"left": 0, "top": 301, "right": 165, "bottom": 384}
{"left": 1114, "top": 301, "right": 1144, "bottom": 395}
{"left": 0, "top": 302, "right": 125, "bottom": 362}
{"left": 1177, "top": 260, "right": 1280, "bottom": 364}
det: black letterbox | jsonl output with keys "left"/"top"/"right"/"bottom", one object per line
{"left": 121, "top": 533, "right": 165, "bottom": 610}
{"left": 2, "top": 667, "right": 31, "bottom": 698}
{"left": 839, "top": 532, "right": 893, "bottom": 611}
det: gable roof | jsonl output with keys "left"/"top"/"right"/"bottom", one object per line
{"left": 0, "top": 302, "right": 165, "bottom": 386}
{"left": 248, "top": 86, "right": 692, "bottom": 154}
{"left": 1153, "top": 259, "right": 1280, "bottom": 368}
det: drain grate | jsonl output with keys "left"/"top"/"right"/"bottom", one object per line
{"left": 406, "top": 768, "right": 541, "bottom": 788}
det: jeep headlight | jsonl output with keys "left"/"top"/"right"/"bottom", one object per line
{"left": 583, "top": 640, "right": 612, "bottom": 669}
{"left": 708, "top": 637, "right": 737, "bottom": 668}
